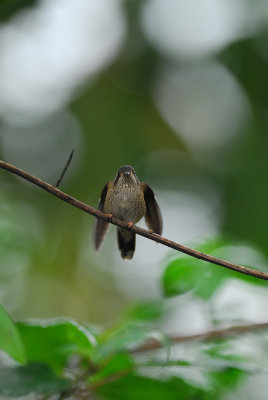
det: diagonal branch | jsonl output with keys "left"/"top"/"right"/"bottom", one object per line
{"left": 133, "top": 322, "right": 268, "bottom": 353}
{"left": 0, "top": 159, "right": 268, "bottom": 281}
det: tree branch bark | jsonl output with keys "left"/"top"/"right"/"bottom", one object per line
{"left": 0, "top": 159, "right": 268, "bottom": 281}
{"left": 133, "top": 322, "right": 268, "bottom": 353}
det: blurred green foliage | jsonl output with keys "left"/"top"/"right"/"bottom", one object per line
{"left": 162, "top": 238, "right": 268, "bottom": 299}
{"left": 0, "top": 0, "right": 267, "bottom": 324}
{"left": 17, "top": 319, "right": 95, "bottom": 372}
{"left": 0, "top": 304, "right": 25, "bottom": 364}
{"left": 0, "top": 363, "right": 70, "bottom": 397}
{"left": 0, "top": 293, "right": 263, "bottom": 399}
{"left": 1, "top": 0, "right": 268, "bottom": 399}
{"left": 0, "top": 237, "right": 267, "bottom": 398}
{"left": 0, "top": 0, "right": 37, "bottom": 21}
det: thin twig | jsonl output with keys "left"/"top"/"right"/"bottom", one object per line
{"left": 55, "top": 149, "right": 74, "bottom": 188}
{"left": 133, "top": 322, "right": 268, "bottom": 353}
{"left": 0, "top": 159, "right": 268, "bottom": 281}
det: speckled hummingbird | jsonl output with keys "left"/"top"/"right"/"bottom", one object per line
{"left": 93, "top": 165, "right": 162, "bottom": 260}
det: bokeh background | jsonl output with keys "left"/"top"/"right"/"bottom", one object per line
{"left": 1, "top": 0, "right": 268, "bottom": 381}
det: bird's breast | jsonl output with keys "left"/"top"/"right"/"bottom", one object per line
{"left": 104, "top": 185, "right": 146, "bottom": 223}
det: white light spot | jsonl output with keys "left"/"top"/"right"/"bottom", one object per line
{"left": 141, "top": 0, "right": 247, "bottom": 59}
{"left": 0, "top": 0, "right": 126, "bottom": 123}
{"left": 153, "top": 61, "right": 250, "bottom": 151}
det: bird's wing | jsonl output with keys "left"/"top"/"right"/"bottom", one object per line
{"left": 93, "top": 181, "right": 112, "bottom": 250}
{"left": 141, "top": 183, "right": 162, "bottom": 235}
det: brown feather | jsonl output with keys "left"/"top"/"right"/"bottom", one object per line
{"left": 93, "top": 181, "right": 112, "bottom": 250}
{"left": 141, "top": 182, "right": 162, "bottom": 235}
{"left": 117, "top": 228, "right": 135, "bottom": 260}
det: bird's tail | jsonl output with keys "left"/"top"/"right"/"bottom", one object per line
{"left": 117, "top": 228, "right": 135, "bottom": 260}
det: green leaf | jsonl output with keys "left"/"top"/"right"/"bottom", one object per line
{"left": 194, "top": 242, "right": 268, "bottom": 299}
{"left": 195, "top": 237, "right": 229, "bottom": 254}
{"left": 193, "top": 264, "right": 228, "bottom": 300}
{"left": 162, "top": 238, "right": 232, "bottom": 299}
{"left": 162, "top": 257, "right": 201, "bottom": 297}
{"left": 208, "top": 367, "right": 245, "bottom": 393}
{"left": 17, "top": 318, "right": 97, "bottom": 372}
{"left": 89, "top": 353, "right": 133, "bottom": 385}
{"left": 0, "top": 363, "right": 71, "bottom": 397}
{"left": 125, "top": 300, "right": 166, "bottom": 322}
{"left": 0, "top": 304, "right": 26, "bottom": 363}
{"left": 96, "top": 373, "right": 207, "bottom": 400}
{"left": 94, "top": 323, "right": 169, "bottom": 361}
{"left": 99, "top": 353, "right": 133, "bottom": 375}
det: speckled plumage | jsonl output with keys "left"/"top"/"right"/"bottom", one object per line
{"left": 93, "top": 165, "right": 162, "bottom": 260}
{"left": 104, "top": 183, "right": 146, "bottom": 223}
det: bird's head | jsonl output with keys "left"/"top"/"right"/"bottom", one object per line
{"left": 114, "top": 165, "right": 139, "bottom": 186}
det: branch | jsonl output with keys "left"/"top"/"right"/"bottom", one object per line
{"left": 133, "top": 322, "right": 268, "bottom": 353}
{"left": 55, "top": 149, "right": 74, "bottom": 188}
{"left": 0, "top": 159, "right": 268, "bottom": 281}
{"left": 54, "top": 321, "right": 268, "bottom": 399}
{"left": 55, "top": 320, "right": 268, "bottom": 400}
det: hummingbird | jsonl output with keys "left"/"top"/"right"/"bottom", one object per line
{"left": 93, "top": 165, "right": 162, "bottom": 260}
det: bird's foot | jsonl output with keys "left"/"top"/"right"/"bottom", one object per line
{"left": 106, "top": 213, "right": 113, "bottom": 221}
{"left": 127, "top": 221, "right": 134, "bottom": 229}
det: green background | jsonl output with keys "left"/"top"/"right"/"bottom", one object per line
{"left": 0, "top": 0, "right": 267, "bottom": 328}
